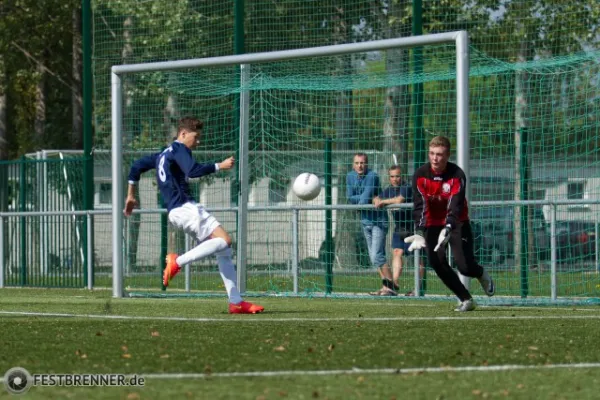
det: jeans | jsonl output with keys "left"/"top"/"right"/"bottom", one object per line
{"left": 361, "top": 223, "right": 388, "bottom": 268}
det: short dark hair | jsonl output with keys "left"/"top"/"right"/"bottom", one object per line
{"left": 388, "top": 165, "right": 401, "bottom": 172}
{"left": 178, "top": 117, "right": 204, "bottom": 134}
{"left": 353, "top": 152, "right": 368, "bottom": 163}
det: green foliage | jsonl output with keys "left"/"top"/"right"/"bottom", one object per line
{"left": 0, "top": 0, "right": 79, "bottom": 158}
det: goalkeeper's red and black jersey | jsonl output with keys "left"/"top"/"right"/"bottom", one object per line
{"left": 412, "top": 162, "right": 469, "bottom": 231}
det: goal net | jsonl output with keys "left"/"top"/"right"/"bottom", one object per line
{"left": 109, "top": 32, "right": 600, "bottom": 305}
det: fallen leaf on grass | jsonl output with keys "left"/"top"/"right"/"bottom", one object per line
{"left": 273, "top": 346, "right": 286, "bottom": 352}
{"left": 151, "top": 331, "right": 160, "bottom": 337}
{"left": 327, "top": 344, "right": 335, "bottom": 351}
{"left": 160, "top": 354, "right": 169, "bottom": 359}
{"left": 122, "top": 354, "right": 132, "bottom": 359}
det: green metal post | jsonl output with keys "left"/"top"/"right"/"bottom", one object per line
{"left": 412, "top": 0, "right": 426, "bottom": 295}
{"left": 19, "top": 156, "right": 26, "bottom": 285}
{"left": 82, "top": 0, "right": 94, "bottom": 287}
{"left": 231, "top": 0, "right": 245, "bottom": 263}
{"left": 519, "top": 127, "right": 529, "bottom": 297}
{"left": 232, "top": 0, "right": 245, "bottom": 209}
{"left": 325, "top": 138, "right": 333, "bottom": 293}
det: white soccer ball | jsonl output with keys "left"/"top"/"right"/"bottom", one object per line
{"left": 292, "top": 173, "right": 321, "bottom": 201}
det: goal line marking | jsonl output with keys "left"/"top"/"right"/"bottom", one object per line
{"left": 1, "top": 310, "right": 600, "bottom": 322}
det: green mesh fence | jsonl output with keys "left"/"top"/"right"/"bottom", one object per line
{"left": 1, "top": 155, "right": 88, "bottom": 288}
{"left": 90, "top": 1, "right": 600, "bottom": 304}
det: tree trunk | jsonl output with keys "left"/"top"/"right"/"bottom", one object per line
{"left": 0, "top": 56, "right": 8, "bottom": 268}
{"left": 331, "top": 3, "right": 359, "bottom": 270}
{"left": 164, "top": 93, "right": 178, "bottom": 142}
{"left": 121, "top": 16, "right": 140, "bottom": 270}
{"left": 35, "top": 62, "right": 46, "bottom": 144}
{"left": 0, "top": 55, "right": 7, "bottom": 161}
{"left": 382, "top": 0, "right": 410, "bottom": 177}
{"left": 71, "top": 4, "right": 83, "bottom": 149}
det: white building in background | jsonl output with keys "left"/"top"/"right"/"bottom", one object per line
{"left": 543, "top": 178, "right": 600, "bottom": 222}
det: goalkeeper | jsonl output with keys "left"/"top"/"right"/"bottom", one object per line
{"left": 123, "top": 117, "right": 264, "bottom": 314}
{"left": 404, "top": 136, "right": 494, "bottom": 312}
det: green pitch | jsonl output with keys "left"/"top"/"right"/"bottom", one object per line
{"left": 1, "top": 289, "right": 599, "bottom": 399}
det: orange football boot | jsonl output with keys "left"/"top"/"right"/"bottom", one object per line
{"left": 162, "top": 253, "right": 181, "bottom": 287}
{"left": 228, "top": 301, "right": 265, "bottom": 314}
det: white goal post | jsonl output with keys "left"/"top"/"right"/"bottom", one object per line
{"left": 110, "top": 31, "right": 471, "bottom": 298}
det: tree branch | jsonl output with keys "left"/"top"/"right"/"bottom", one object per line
{"left": 10, "top": 41, "right": 76, "bottom": 91}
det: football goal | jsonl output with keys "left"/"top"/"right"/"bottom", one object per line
{"left": 110, "top": 31, "right": 471, "bottom": 299}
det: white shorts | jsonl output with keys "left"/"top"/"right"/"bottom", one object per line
{"left": 168, "top": 202, "right": 220, "bottom": 243}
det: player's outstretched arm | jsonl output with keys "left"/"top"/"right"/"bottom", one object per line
{"left": 123, "top": 184, "right": 139, "bottom": 217}
{"left": 218, "top": 156, "right": 235, "bottom": 171}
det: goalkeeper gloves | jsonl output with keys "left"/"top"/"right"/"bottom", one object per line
{"left": 404, "top": 233, "right": 426, "bottom": 252}
{"left": 434, "top": 224, "right": 452, "bottom": 252}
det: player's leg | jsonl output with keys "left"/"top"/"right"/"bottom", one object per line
{"left": 452, "top": 222, "right": 494, "bottom": 296}
{"left": 391, "top": 232, "right": 403, "bottom": 286}
{"left": 163, "top": 204, "right": 227, "bottom": 286}
{"left": 173, "top": 206, "right": 230, "bottom": 266}
{"left": 372, "top": 224, "right": 396, "bottom": 295}
{"left": 425, "top": 227, "right": 473, "bottom": 303}
{"left": 208, "top": 226, "right": 264, "bottom": 314}
{"left": 364, "top": 225, "right": 382, "bottom": 295}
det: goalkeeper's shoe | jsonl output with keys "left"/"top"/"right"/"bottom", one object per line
{"left": 477, "top": 269, "right": 495, "bottom": 296}
{"left": 229, "top": 301, "right": 265, "bottom": 314}
{"left": 162, "top": 253, "right": 181, "bottom": 287}
{"left": 454, "top": 299, "right": 476, "bottom": 312}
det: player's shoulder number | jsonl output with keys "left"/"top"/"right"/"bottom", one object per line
{"left": 158, "top": 146, "right": 173, "bottom": 182}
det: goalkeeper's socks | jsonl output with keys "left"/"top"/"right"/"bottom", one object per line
{"left": 176, "top": 237, "right": 228, "bottom": 266}
{"left": 216, "top": 248, "right": 243, "bottom": 304}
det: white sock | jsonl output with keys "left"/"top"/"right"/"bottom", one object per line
{"left": 216, "top": 248, "right": 243, "bottom": 304}
{"left": 459, "top": 272, "right": 471, "bottom": 291}
{"left": 176, "top": 237, "right": 228, "bottom": 266}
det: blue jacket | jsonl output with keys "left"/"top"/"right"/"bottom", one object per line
{"left": 346, "top": 169, "right": 387, "bottom": 226}
{"left": 127, "top": 141, "right": 217, "bottom": 212}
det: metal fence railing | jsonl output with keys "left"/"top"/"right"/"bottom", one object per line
{"left": 1, "top": 199, "right": 600, "bottom": 302}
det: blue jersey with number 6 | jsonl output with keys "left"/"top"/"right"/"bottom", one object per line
{"left": 127, "top": 141, "right": 216, "bottom": 212}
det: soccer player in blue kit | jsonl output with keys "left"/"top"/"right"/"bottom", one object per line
{"left": 124, "top": 117, "right": 264, "bottom": 314}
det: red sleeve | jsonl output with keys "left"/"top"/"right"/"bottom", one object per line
{"left": 446, "top": 168, "right": 466, "bottom": 229}
{"left": 413, "top": 168, "right": 426, "bottom": 234}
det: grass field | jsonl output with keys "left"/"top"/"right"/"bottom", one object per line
{"left": 1, "top": 288, "right": 600, "bottom": 399}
